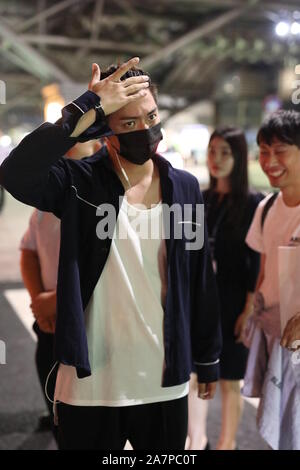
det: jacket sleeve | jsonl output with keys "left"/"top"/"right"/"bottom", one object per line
{"left": 190, "top": 182, "right": 222, "bottom": 383}
{"left": 0, "top": 91, "right": 112, "bottom": 217}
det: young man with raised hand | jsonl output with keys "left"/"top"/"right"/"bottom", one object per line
{"left": 0, "top": 57, "right": 221, "bottom": 450}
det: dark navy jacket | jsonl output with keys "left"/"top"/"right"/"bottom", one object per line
{"left": 0, "top": 91, "right": 222, "bottom": 386}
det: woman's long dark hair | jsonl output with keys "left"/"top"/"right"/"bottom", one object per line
{"left": 208, "top": 126, "right": 249, "bottom": 232}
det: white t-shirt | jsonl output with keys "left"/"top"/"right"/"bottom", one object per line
{"left": 246, "top": 192, "right": 300, "bottom": 308}
{"left": 20, "top": 210, "right": 60, "bottom": 291}
{"left": 55, "top": 196, "right": 189, "bottom": 406}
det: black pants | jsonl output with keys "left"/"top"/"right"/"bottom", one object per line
{"left": 33, "top": 321, "right": 58, "bottom": 441}
{"left": 33, "top": 321, "right": 56, "bottom": 415}
{"left": 57, "top": 396, "right": 188, "bottom": 450}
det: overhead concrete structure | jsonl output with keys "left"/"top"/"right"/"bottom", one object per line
{"left": 0, "top": 0, "right": 300, "bottom": 124}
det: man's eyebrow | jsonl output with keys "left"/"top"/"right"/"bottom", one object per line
{"left": 119, "top": 108, "right": 158, "bottom": 121}
{"left": 119, "top": 115, "right": 139, "bottom": 121}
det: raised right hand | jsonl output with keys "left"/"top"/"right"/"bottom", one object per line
{"left": 88, "top": 57, "right": 150, "bottom": 116}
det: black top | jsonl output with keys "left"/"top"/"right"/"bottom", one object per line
{"left": 203, "top": 189, "right": 263, "bottom": 339}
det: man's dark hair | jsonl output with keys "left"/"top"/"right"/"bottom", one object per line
{"left": 257, "top": 109, "right": 300, "bottom": 149}
{"left": 101, "top": 64, "right": 158, "bottom": 103}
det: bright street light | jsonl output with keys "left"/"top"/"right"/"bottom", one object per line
{"left": 275, "top": 21, "right": 290, "bottom": 37}
{"left": 291, "top": 22, "right": 300, "bottom": 35}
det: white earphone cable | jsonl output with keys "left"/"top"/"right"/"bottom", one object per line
{"left": 111, "top": 143, "right": 132, "bottom": 190}
{"left": 44, "top": 361, "right": 59, "bottom": 404}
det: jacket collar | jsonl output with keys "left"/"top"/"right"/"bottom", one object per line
{"left": 93, "top": 146, "right": 174, "bottom": 203}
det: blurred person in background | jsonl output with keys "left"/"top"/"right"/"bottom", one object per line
{"left": 186, "top": 127, "right": 263, "bottom": 450}
{"left": 20, "top": 139, "right": 101, "bottom": 436}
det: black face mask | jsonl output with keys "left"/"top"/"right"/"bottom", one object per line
{"left": 115, "top": 122, "right": 163, "bottom": 165}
